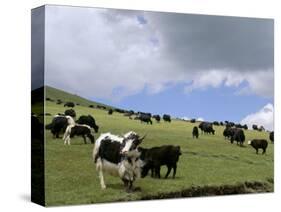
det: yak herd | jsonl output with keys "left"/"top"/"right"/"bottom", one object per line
{"left": 194, "top": 120, "right": 273, "bottom": 154}
{"left": 33, "top": 99, "right": 274, "bottom": 192}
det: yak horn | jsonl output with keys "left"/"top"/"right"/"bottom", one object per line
{"left": 139, "top": 134, "right": 147, "bottom": 141}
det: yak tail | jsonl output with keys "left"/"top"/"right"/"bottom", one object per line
{"left": 45, "top": 123, "right": 53, "bottom": 130}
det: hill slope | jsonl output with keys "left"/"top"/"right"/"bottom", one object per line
{"left": 46, "top": 86, "right": 113, "bottom": 108}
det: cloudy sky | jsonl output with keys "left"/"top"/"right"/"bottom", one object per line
{"left": 44, "top": 5, "right": 274, "bottom": 130}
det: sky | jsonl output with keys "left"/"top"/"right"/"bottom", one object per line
{"left": 43, "top": 5, "right": 274, "bottom": 130}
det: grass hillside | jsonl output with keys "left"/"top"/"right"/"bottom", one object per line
{"left": 46, "top": 86, "right": 112, "bottom": 108}
{"left": 43, "top": 88, "right": 274, "bottom": 206}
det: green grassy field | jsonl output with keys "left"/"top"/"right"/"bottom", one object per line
{"left": 43, "top": 98, "right": 274, "bottom": 206}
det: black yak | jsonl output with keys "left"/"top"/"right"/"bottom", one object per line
{"left": 108, "top": 109, "right": 113, "bottom": 115}
{"left": 152, "top": 115, "right": 161, "bottom": 122}
{"left": 213, "top": 121, "right": 220, "bottom": 126}
{"left": 139, "top": 114, "right": 152, "bottom": 124}
{"left": 199, "top": 122, "right": 215, "bottom": 135}
{"left": 192, "top": 126, "right": 199, "bottom": 139}
{"left": 231, "top": 128, "right": 245, "bottom": 146}
{"left": 139, "top": 145, "right": 181, "bottom": 179}
{"left": 248, "top": 139, "right": 268, "bottom": 154}
{"left": 77, "top": 115, "right": 99, "bottom": 133}
{"left": 223, "top": 127, "right": 234, "bottom": 139}
{"left": 190, "top": 119, "right": 196, "bottom": 123}
{"left": 64, "top": 102, "right": 75, "bottom": 108}
{"left": 56, "top": 99, "right": 63, "bottom": 105}
{"left": 64, "top": 109, "right": 76, "bottom": 118}
{"left": 252, "top": 124, "right": 258, "bottom": 130}
{"left": 163, "top": 114, "right": 171, "bottom": 122}
{"left": 45, "top": 115, "right": 75, "bottom": 138}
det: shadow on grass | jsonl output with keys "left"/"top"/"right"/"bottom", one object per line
{"left": 106, "top": 183, "right": 125, "bottom": 190}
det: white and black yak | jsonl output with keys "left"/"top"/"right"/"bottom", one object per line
{"left": 248, "top": 139, "right": 268, "bottom": 154}
{"left": 93, "top": 131, "right": 145, "bottom": 192}
{"left": 138, "top": 145, "right": 181, "bottom": 179}
{"left": 63, "top": 124, "right": 95, "bottom": 145}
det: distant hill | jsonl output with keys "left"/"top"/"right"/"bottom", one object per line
{"left": 46, "top": 86, "right": 113, "bottom": 108}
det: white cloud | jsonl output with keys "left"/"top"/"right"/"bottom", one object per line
{"left": 184, "top": 69, "right": 273, "bottom": 97}
{"left": 43, "top": 6, "right": 274, "bottom": 101}
{"left": 240, "top": 103, "right": 274, "bottom": 131}
{"left": 197, "top": 117, "right": 204, "bottom": 122}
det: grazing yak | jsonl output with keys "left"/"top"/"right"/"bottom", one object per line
{"left": 252, "top": 124, "right": 258, "bottom": 130}
{"left": 138, "top": 114, "right": 153, "bottom": 125}
{"left": 89, "top": 105, "right": 94, "bottom": 108}
{"left": 190, "top": 119, "right": 196, "bottom": 123}
{"left": 226, "top": 122, "right": 235, "bottom": 128}
{"left": 93, "top": 131, "right": 145, "bottom": 191}
{"left": 192, "top": 126, "right": 199, "bottom": 139}
{"left": 56, "top": 99, "right": 63, "bottom": 105}
{"left": 163, "top": 114, "right": 171, "bottom": 122}
{"left": 235, "top": 123, "right": 243, "bottom": 129}
{"left": 64, "top": 102, "right": 75, "bottom": 108}
{"left": 223, "top": 127, "right": 234, "bottom": 139}
{"left": 124, "top": 111, "right": 134, "bottom": 117}
{"left": 108, "top": 109, "right": 113, "bottom": 115}
{"left": 269, "top": 131, "right": 274, "bottom": 143}
{"left": 243, "top": 124, "right": 248, "bottom": 130}
{"left": 152, "top": 115, "right": 161, "bottom": 123}
{"left": 63, "top": 124, "right": 95, "bottom": 145}
{"left": 258, "top": 126, "right": 265, "bottom": 132}
{"left": 248, "top": 139, "right": 268, "bottom": 154}
{"left": 199, "top": 122, "right": 215, "bottom": 135}
{"left": 213, "top": 121, "right": 220, "bottom": 126}
{"left": 46, "top": 97, "right": 53, "bottom": 102}
{"left": 115, "top": 108, "right": 125, "bottom": 113}
{"left": 230, "top": 128, "right": 245, "bottom": 146}
{"left": 139, "top": 145, "right": 181, "bottom": 179}
{"left": 64, "top": 109, "right": 76, "bottom": 118}
{"left": 97, "top": 105, "right": 107, "bottom": 110}
{"left": 45, "top": 115, "right": 75, "bottom": 138}
{"left": 77, "top": 115, "right": 99, "bottom": 133}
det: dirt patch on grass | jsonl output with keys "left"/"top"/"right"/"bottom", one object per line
{"left": 140, "top": 180, "right": 273, "bottom": 200}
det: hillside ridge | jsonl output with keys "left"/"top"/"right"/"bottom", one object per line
{"left": 45, "top": 85, "right": 113, "bottom": 108}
